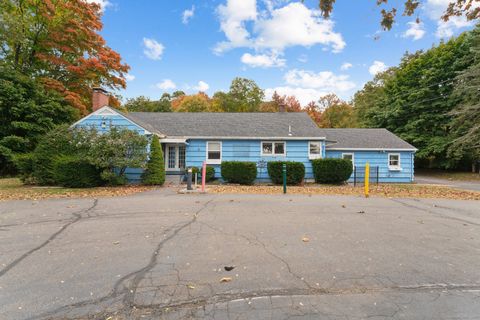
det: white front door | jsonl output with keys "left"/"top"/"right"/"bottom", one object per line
{"left": 165, "top": 145, "right": 186, "bottom": 171}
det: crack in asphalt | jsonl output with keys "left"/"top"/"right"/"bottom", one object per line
{"left": 390, "top": 198, "right": 480, "bottom": 227}
{"left": 0, "top": 199, "right": 98, "bottom": 278}
{"left": 30, "top": 198, "right": 215, "bottom": 320}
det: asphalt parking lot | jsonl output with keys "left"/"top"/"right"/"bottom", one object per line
{"left": 1, "top": 190, "right": 480, "bottom": 319}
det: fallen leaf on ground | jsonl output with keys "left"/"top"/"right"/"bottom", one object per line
{"left": 342, "top": 204, "right": 346, "bottom": 208}
{"left": 302, "top": 237, "right": 310, "bottom": 242}
{"left": 220, "top": 277, "right": 232, "bottom": 283}
{"left": 113, "top": 241, "right": 120, "bottom": 245}
{"left": 187, "top": 284, "right": 195, "bottom": 289}
{"left": 224, "top": 266, "right": 235, "bottom": 271}
{"left": 357, "top": 210, "right": 365, "bottom": 214}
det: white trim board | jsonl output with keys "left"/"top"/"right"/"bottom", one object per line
{"left": 326, "top": 148, "right": 417, "bottom": 152}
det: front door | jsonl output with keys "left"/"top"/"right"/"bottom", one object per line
{"left": 165, "top": 145, "right": 186, "bottom": 172}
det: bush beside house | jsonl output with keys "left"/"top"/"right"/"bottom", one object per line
{"left": 142, "top": 136, "right": 165, "bottom": 185}
{"left": 267, "top": 161, "right": 305, "bottom": 185}
{"left": 312, "top": 158, "right": 353, "bottom": 184}
{"left": 221, "top": 161, "right": 257, "bottom": 185}
{"left": 53, "top": 156, "right": 103, "bottom": 188}
{"left": 191, "top": 166, "right": 216, "bottom": 182}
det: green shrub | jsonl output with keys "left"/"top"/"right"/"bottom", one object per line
{"left": 53, "top": 155, "right": 103, "bottom": 188}
{"left": 142, "top": 136, "right": 165, "bottom": 185}
{"left": 221, "top": 161, "right": 257, "bottom": 185}
{"left": 267, "top": 161, "right": 305, "bottom": 185}
{"left": 311, "top": 158, "right": 353, "bottom": 184}
{"left": 14, "top": 153, "right": 36, "bottom": 184}
{"left": 192, "top": 166, "right": 216, "bottom": 182}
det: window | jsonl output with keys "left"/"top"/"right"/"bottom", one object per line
{"left": 262, "top": 142, "right": 286, "bottom": 156}
{"left": 309, "top": 142, "right": 322, "bottom": 159}
{"left": 388, "top": 153, "right": 401, "bottom": 170}
{"left": 206, "top": 141, "right": 222, "bottom": 164}
{"left": 342, "top": 153, "right": 354, "bottom": 167}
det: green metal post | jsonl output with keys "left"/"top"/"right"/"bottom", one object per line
{"left": 282, "top": 163, "right": 287, "bottom": 194}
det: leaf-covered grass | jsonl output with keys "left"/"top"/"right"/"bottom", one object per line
{"left": 208, "top": 184, "right": 480, "bottom": 200}
{"left": 417, "top": 169, "right": 480, "bottom": 182}
{"left": 0, "top": 178, "right": 155, "bottom": 201}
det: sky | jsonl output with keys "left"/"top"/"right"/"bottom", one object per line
{"left": 93, "top": 0, "right": 476, "bottom": 106}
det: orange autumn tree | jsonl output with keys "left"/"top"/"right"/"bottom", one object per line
{"left": 0, "top": 0, "right": 129, "bottom": 114}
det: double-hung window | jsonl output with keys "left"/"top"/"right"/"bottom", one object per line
{"left": 262, "top": 141, "right": 286, "bottom": 156}
{"left": 388, "top": 153, "right": 401, "bottom": 171}
{"left": 206, "top": 141, "right": 222, "bottom": 164}
{"left": 342, "top": 153, "right": 354, "bottom": 167}
{"left": 309, "top": 142, "right": 322, "bottom": 159}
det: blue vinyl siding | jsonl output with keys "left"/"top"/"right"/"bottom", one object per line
{"left": 186, "top": 139, "right": 325, "bottom": 181}
{"left": 73, "top": 112, "right": 149, "bottom": 183}
{"left": 325, "top": 150, "right": 415, "bottom": 183}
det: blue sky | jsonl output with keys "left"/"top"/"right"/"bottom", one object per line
{"left": 94, "top": 0, "right": 475, "bottom": 106}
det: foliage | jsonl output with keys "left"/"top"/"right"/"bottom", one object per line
{"left": 0, "top": 67, "right": 78, "bottom": 175}
{"left": 86, "top": 127, "right": 148, "bottom": 185}
{"left": 221, "top": 161, "right": 257, "bottom": 185}
{"left": 267, "top": 161, "right": 305, "bottom": 185}
{"left": 311, "top": 158, "right": 353, "bottom": 184}
{"left": 142, "top": 136, "right": 165, "bottom": 185}
{"left": 0, "top": 145, "right": 15, "bottom": 176}
{"left": 310, "top": 0, "right": 478, "bottom": 31}
{"left": 172, "top": 92, "right": 211, "bottom": 112}
{"left": 0, "top": 0, "right": 129, "bottom": 113}
{"left": 32, "top": 126, "right": 77, "bottom": 185}
{"left": 53, "top": 155, "right": 103, "bottom": 188}
{"left": 228, "top": 78, "right": 265, "bottom": 112}
{"left": 352, "top": 30, "right": 473, "bottom": 169}
{"left": 124, "top": 96, "right": 171, "bottom": 112}
{"left": 192, "top": 166, "right": 216, "bottom": 182}
{"left": 448, "top": 25, "right": 480, "bottom": 171}
{"left": 14, "top": 153, "right": 36, "bottom": 184}
{"left": 317, "top": 94, "right": 357, "bottom": 128}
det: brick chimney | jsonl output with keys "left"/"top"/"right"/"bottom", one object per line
{"left": 92, "top": 87, "right": 109, "bottom": 112}
{"left": 278, "top": 102, "right": 286, "bottom": 113}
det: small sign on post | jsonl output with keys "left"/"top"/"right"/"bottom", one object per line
{"left": 364, "top": 162, "right": 370, "bottom": 198}
{"left": 201, "top": 161, "right": 206, "bottom": 193}
{"left": 282, "top": 163, "right": 287, "bottom": 194}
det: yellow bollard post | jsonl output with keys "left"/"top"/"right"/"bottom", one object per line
{"left": 364, "top": 162, "right": 370, "bottom": 198}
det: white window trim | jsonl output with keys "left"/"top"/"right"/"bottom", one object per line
{"left": 261, "top": 141, "right": 286, "bottom": 157}
{"left": 388, "top": 153, "right": 402, "bottom": 171}
{"left": 342, "top": 153, "right": 355, "bottom": 168}
{"left": 309, "top": 141, "right": 322, "bottom": 160}
{"left": 206, "top": 141, "right": 222, "bottom": 164}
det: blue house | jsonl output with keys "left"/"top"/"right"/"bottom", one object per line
{"left": 73, "top": 93, "right": 416, "bottom": 184}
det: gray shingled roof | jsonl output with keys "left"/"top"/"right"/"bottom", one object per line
{"left": 124, "top": 112, "right": 325, "bottom": 138}
{"left": 319, "top": 128, "right": 417, "bottom": 150}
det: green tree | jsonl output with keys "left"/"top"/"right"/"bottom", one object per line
{"left": 318, "top": 94, "right": 357, "bottom": 128}
{"left": 228, "top": 77, "right": 265, "bottom": 112}
{"left": 0, "top": 67, "right": 78, "bottom": 175}
{"left": 86, "top": 127, "right": 148, "bottom": 185}
{"left": 172, "top": 93, "right": 211, "bottom": 112}
{"left": 142, "top": 136, "right": 165, "bottom": 185}
{"left": 124, "top": 96, "right": 171, "bottom": 112}
{"left": 449, "top": 25, "right": 480, "bottom": 172}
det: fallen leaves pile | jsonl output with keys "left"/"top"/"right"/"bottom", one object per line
{"left": 209, "top": 184, "right": 480, "bottom": 200}
{"left": 0, "top": 178, "right": 156, "bottom": 201}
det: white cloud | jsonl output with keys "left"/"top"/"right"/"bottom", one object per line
{"left": 298, "top": 54, "right": 308, "bottom": 63}
{"left": 368, "top": 61, "right": 387, "bottom": 76}
{"left": 194, "top": 81, "right": 210, "bottom": 92}
{"left": 215, "top": 1, "right": 345, "bottom": 55}
{"left": 284, "top": 69, "right": 355, "bottom": 92}
{"left": 85, "top": 0, "right": 111, "bottom": 12}
{"left": 265, "top": 87, "right": 328, "bottom": 106}
{"left": 125, "top": 74, "right": 135, "bottom": 82}
{"left": 241, "top": 52, "right": 285, "bottom": 68}
{"left": 143, "top": 38, "right": 164, "bottom": 60}
{"left": 156, "top": 79, "right": 176, "bottom": 90}
{"left": 424, "top": 0, "right": 477, "bottom": 38}
{"left": 182, "top": 6, "right": 195, "bottom": 24}
{"left": 403, "top": 21, "right": 426, "bottom": 40}
{"left": 340, "top": 62, "right": 353, "bottom": 71}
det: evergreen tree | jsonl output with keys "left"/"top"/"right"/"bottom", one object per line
{"left": 142, "top": 136, "right": 165, "bottom": 185}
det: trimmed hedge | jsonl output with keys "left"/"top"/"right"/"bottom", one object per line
{"left": 192, "top": 166, "right": 216, "bottom": 182}
{"left": 53, "top": 155, "right": 103, "bottom": 188}
{"left": 14, "top": 153, "right": 36, "bottom": 184}
{"left": 221, "top": 161, "right": 257, "bottom": 185}
{"left": 311, "top": 158, "right": 353, "bottom": 184}
{"left": 267, "top": 161, "right": 305, "bottom": 185}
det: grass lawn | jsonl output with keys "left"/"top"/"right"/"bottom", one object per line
{"left": 209, "top": 183, "right": 480, "bottom": 200}
{"left": 0, "top": 178, "right": 156, "bottom": 201}
{"left": 416, "top": 169, "right": 480, "bottom": 181}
